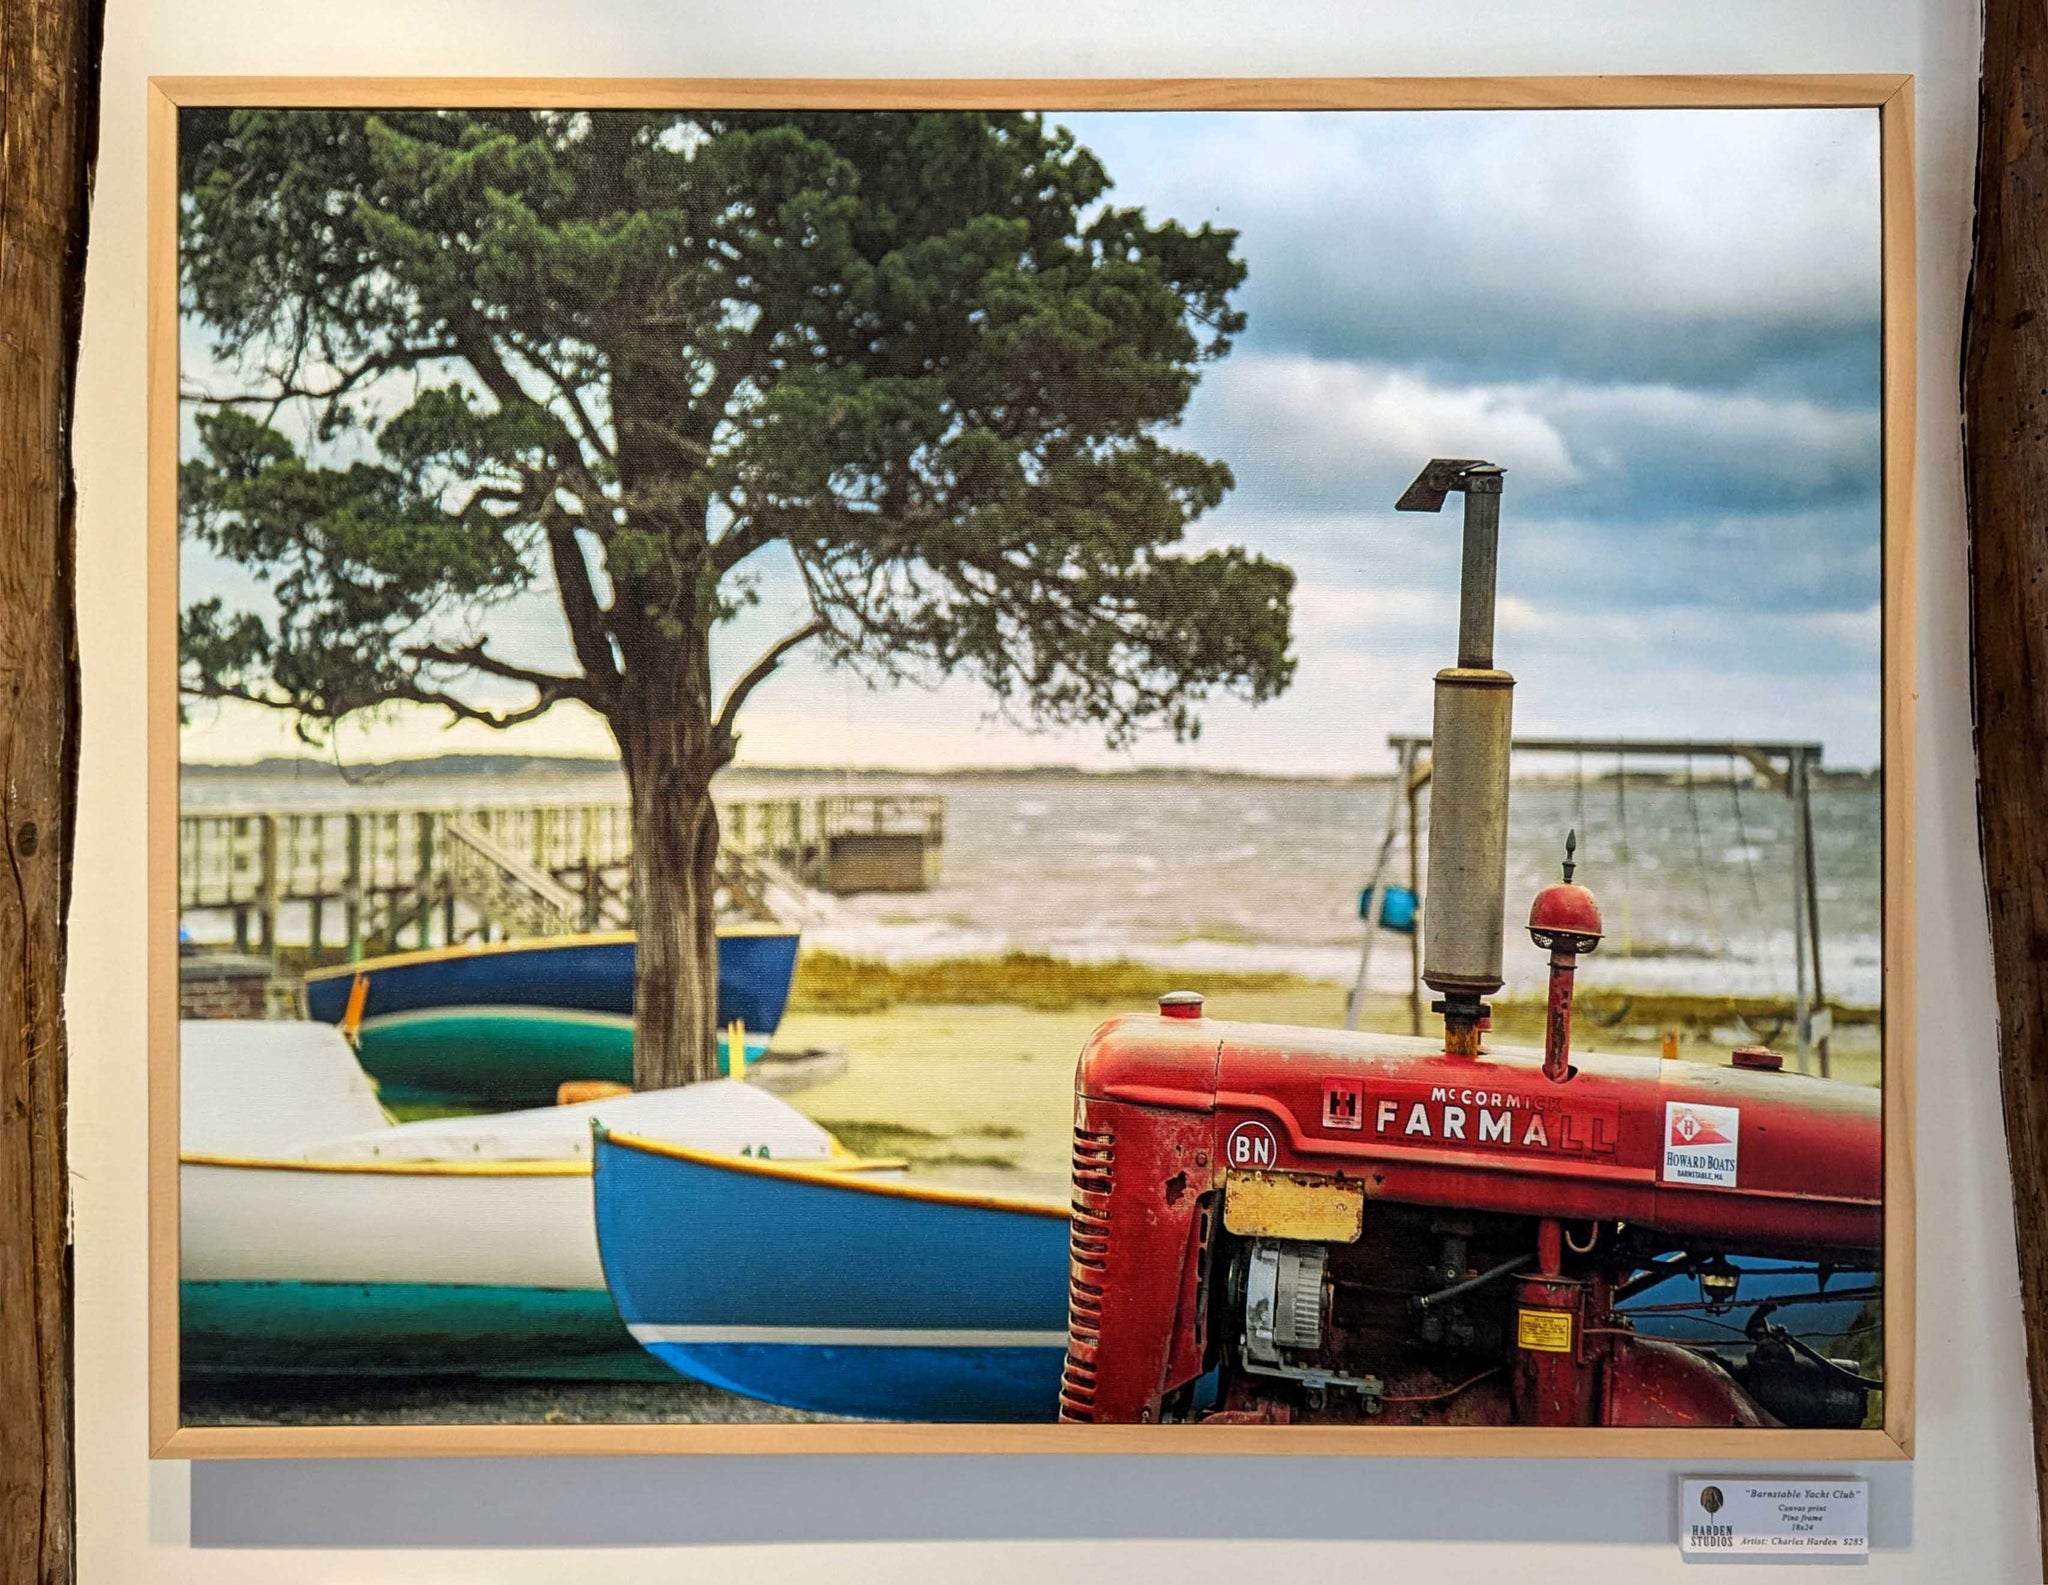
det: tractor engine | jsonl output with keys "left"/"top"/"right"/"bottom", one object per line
{"left": 1058, "top": 459, "right": 1883, "bottom": 1430}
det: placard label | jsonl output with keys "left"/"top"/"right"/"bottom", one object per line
{"left": 1679, "top": 1479, "right": 1868, "bottom": 1556}
{"left": 1515, "top": 1307, "right": 1573, "bottom": 1353}
{"left": 1663, "top": 1101, "right": 1740, "bottom": 1187}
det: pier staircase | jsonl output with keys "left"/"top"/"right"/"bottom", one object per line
{"left": 363, "top": 822, "right": 816, "bottom": 949}
{"left": 441, "top": 818, "right": 588, "bottom": 938}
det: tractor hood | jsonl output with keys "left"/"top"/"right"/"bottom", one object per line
{"left": 1076, "top": 1010, "right": 1881, "bottom": 1257}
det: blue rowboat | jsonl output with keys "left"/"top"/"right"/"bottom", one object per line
{"left": 301, "top": 928, "right": 799, "bottom": 1107}
{"left": 593, "top": 1128, "right": 1071, "bottom": 1421}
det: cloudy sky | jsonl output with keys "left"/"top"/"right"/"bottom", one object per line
{"left": 181, "top": 107, "right": 1884, "bottom": 774}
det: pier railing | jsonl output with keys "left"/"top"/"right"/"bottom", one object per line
{"left": 178, "top": 793, "right": 944, "bottom": 957}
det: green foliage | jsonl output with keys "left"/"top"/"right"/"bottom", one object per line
{"left": 178, "top": 107, "right": 1295, "bottom": 754}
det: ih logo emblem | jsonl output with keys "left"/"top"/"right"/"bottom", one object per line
{"left": 1225, "top": 1120, "right": 1279, "bottom": 1169}
{"left": 1322, "top": 1078, "right": 1364, "bottom": 1131}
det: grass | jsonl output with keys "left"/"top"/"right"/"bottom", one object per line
{"left": 788, "top": 948, "right": 1312, "bottom": 1014}
{"left": 779, "top": 981, "right": 1366, "bottom": 1198}
{"left": 381, "top": 1100, "right": 482, "bottom": 1124}
{"left": 1491, "top": 989, "right": 1880, "bottom": 1039}
{"left": 811, "top": 1117, "right": 1023, "bottom": 1172}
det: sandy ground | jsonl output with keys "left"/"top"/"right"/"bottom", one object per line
{"left": 774, "top": 982, "right": 1354, "bottom": 1198}
{"left": 773, "top": 985, "right": 1882, "bottom": 1199}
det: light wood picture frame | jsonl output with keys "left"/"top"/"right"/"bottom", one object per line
{"left": 149, "top": 73, "right": 1917, "bottom": 1460}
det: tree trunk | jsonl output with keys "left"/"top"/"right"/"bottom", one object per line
{"left": 613, "top": 661, "right": 725, "bottom": 1090}
{"left": 0, "top": 0, "right": 98, "bottom": 1578}
{"left": 1967, "top": 1, "right": 2048, "bottom": 1574}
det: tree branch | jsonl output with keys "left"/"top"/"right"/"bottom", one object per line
{"left": 509, "top": 337, "right": 618, "bottom": 467}
{"left": 711, "top": 514, "right": 781, "bottom": 576}
{"left": 183, "top": 659, "right": 588, "bottom": 735}
{"left": 389, "top": 678, "right": 579, "bottom": 731}
{"left": 402, "top": 640, "right": 597, "bottom": 702}
{"left": 179, "top": 340, "right": 463, "bottom": 408}
{"left": 450, "top": 322, "right": 615, "bottom": 511}
{"left": 179, "top": 675, "right": 297, "bottom": 712}
{"left": 543, "top": 511, "right": 622, "bottom": 705}
{"left": 713, "top": 619, "right": 822, "bottom": 741}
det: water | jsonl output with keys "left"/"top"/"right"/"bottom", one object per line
{"left": 182, "top": 764, "right": 1883, "bottom": 1008}
{"left": 788, "top": 774, "right": 1882, "bottom": 1008}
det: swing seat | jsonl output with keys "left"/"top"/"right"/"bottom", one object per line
{"left": 1360, "top": 885, "right": 1419, "bottom": 933}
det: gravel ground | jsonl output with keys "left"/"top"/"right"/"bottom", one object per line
{"left": 182, "top": 1375, "right": 847, "bottom": 1426}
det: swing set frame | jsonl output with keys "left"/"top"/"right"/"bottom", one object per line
{"left": 1351, "top": 735, "right": 1837, "bottom": 1075}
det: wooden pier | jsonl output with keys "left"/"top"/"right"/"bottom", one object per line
{"left": 178, "top": 793, "right": 944, "bottom": 959}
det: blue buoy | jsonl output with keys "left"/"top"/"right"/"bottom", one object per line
{"left": 1360, "top": 886, "right": 1419, "bottom": 933}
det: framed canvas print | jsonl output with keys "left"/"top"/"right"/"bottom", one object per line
{"left": 148, "top": 75, "right": 1916, "bottom": 1458}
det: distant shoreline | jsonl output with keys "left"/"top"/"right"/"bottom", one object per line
{"left": 178, "top": 751, "right": 1882, "bottom": 788}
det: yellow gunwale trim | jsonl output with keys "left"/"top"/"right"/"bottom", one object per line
{"left": 179, "top": 1148, "right": 909, "bottom": 1178}
{"left": 300, "top": 923, "right": 799, "bottom": 983}
{"left": 604, "top": 1129, "right": 1070, "bottom": 1219}
{"left": 180, "top": 1151, "right": 591, "bottom": 1177}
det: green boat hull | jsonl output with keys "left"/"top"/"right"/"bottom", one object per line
{"left": 354, "top": 1008, "right": 765, "bottom": 1108}
{"left": 180, "top": 1279, "right": 676, "bottom": 1381}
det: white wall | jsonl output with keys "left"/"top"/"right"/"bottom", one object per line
{"left": 71, "top": 0, "right": 2032, "bottom": 1578}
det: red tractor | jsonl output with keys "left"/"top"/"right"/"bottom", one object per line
{"left": 1059, "top": 460, "right": 1882, "bottom": 1430}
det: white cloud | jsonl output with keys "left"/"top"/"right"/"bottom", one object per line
{"left": 1066, "top": 107, "right": 1881, "bottom": 384}
{"left": 1792, "top": 603, "right": 1884, "bottom": 651}
{"left": 1189, "top": 353, "right": 1878, "bottom": 521}
{"left": 1198, "top": 355, "right": 1578, "bottom": 493}
{"left": 1535, "top": 381, "right": 1879, "bottom": 495}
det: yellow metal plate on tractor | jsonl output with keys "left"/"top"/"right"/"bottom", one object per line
{"left": 1222, "top": 1170, "right": 1365, "bottom": 1243}
{"left": 1516, "top": 1307, "right": 1575, "bottom": 1354}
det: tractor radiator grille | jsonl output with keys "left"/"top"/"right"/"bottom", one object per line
{"left": 1061, "top": 1123, "right": 1116, "bottom": 1422}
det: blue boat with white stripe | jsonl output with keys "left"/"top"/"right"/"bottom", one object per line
{"left": 593, "top": 1127, "right": 1070, "bottom": 1421}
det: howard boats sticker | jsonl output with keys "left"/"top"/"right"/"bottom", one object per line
{"left": 1663, "top": 1100, "right": 1741, "bottom": 1187}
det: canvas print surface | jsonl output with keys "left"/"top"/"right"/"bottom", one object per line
{"left": 173, "top": 101, "right": 1888, "bottom": 1432}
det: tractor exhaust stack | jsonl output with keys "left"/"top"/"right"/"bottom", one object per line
{"left": 1397, "top": 458, "right": 1513, "bottom": 1057}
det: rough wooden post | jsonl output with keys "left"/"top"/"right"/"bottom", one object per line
{"left": 415, "top": 811, "right": 435, "bottom": 948}
{"left": 305, "top": 816, "right": 324, "bottom": 955}
{"left": 1796, "top": 751, "right": 1830, "bottom": 1077}
{"left": 1788, "top": 750, "right": 1812, "bottom": 1074}
{"left": 1407, "top": 762, "right": 1423, "bottom": 1036}
{"left": 0, "top": 0, "right": 101, "bottom": 1574}
{"left": 257, "top": 812, "right": 279, "bottom": 963}
{"left": 343, "top": 811, "right": 363, "bottom": 960}
{"left": 1967, "top": 3, "right": 2048, "bottom": 1573}
{"left": 580, "top": 805, "right": 600, "bottom": 930}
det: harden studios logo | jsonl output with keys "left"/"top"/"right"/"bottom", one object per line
{"left": 1689, "top": 1483, "right": 1735, "bottom": 1550}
